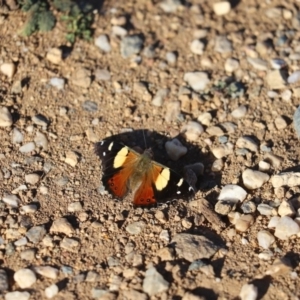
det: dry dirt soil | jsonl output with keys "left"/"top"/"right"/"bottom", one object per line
{"left": 0, "top": 0, "right": 300, "bottom": 299}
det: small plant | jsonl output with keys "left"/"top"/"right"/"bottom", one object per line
{"left": 17, "top": 0, "right": 94, "bottom": 43}
{"left": 53, "top": 0, "right": 94, "bottom": 43}
{"left": 18, "top": 0, "right": 55, "bottom": 36}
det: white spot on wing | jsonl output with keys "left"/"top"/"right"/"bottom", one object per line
{"left": 177, "top": 178, "right": 184, "bottom": 187}
{"left": 155, "top": 168, "right": 170, "bottom": 191}
{"left": 177, "top": 191, "right": 181, "bottom": 194}
{"left": 189, "top": 186, "right": 194, "bottom": 191}
{"left": 108, "top": 142, "right": 114, "bottom": 151}
{"left": 103, "top": 152, "right": 106, "bottom": 156}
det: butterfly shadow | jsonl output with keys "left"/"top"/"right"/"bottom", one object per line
{"left": 95, "top": 128, "right": 218, "bottom": 196}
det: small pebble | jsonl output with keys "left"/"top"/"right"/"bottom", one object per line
{"left": 270, "top": 58, "right": 287, "bottom": 69}
{"left": 159, "top": 230, "right": 170, "bottom": 242}
{"left": 60, "top": 237, "right": 79, "bottom": 252}
{"left": 0, "top": 107, "right": 13, "bottom": 127}
{"left": 14, "top": 268, "right": 36, "bottom": 288}
{"left": 231, "top": 105, "right": 247, "bottom": 119}
{"left": 218, "top": 184, "right": 247, "bottom": 202}
{"left": 214, "top": 35, "right": 232, "bottom": 53}
{"left": 152, "top": 88, "right": 169, "bottom": 107}
{"left": 211, "top": 142, "right": 234, "bottom": 158}
{"left": 165, "top": 139, "right": 187, "bottom": 161}
{"left": 25, "top": 225, "right": 46, "bottom": 244}
{"left": 166, "top": 51, "right": 177, "bottom": 64}
{"left": 268, "top": 216, "right": 280, "bottom": 228}
{"left": 224, "top": 58, "right": 239, "bottom": 72}
{"left": 213, "top": 1, "right": 231, "bottom": 16}
{"left": 257, "top": 230, "right": 275, "bottom": 249}
{"left": 197, "top": 112, "right": 212, "bottom": 126}
{"left": 288, "top": 71, "right": 300, "bottom": 84}
{"left": 46, "top": 48, "right": 62, "bottom": 64}
{"left": 190, "top": 39, "right": 205, "bottom": 55}
{"left": 266, "top": 70, "right": 286, "bottom": 89}
{"left": 71, "top": 68, "right": 91, "bottom": 88}
{"left": 19, "top": 142, "right": 35, "bottom": 153}
{"left": 82, "top": 100, "right": 98, "bottom": 112}
{"left": 0, "top": 62, "right": 16, "bottom": 78}
{"left": 142, "top": 267, "right": 169, "bottom": 296}
{"left": 5, "top": 291, "right": 30, "bottom": 300}
{"left": 34, "top": 131, "right": 48, "bottom": 150}
{"left": 25, "top": 173, "right": 40, "bottom": 185}
{"left": 165, "top": 101, "right": 181, "bottom": 123}
{"left": 271, "top": 172, "right": 300, "bottom": 188}
{"left": 2, "top": 194, "right": 20, "bottom": 207}
{"left": 242, "top": 169, "right": 270, "bottom": 189}
{"left": 155, "top": 211, "right": 167, "bottom": 224}
{"left": 49, "top": 77, "right": 65, "bottom": 90}
{"left": 265, "top": 258, "right": 292, "bottom": 276}
{"left": 65, "top": 151, "right": 79, "bottom": 167}
{"left": 258, "top": 250, "right": 274, "bottom": 261}
{"left": 50, "top": 218, "right": 74, "bottom": 236}
{"left": 239, "top": 283, "right": 258, "bottom": 300}
{"left": 206, "top": 126, "right": 224, "bottom": 137}
{"left": 184, "top": 72, "right": 210, "bottom": 91}
{"left": 258, "top": 161, "right": 271, "bottom": 172}
{"left": 34, "top": 266, "right": 58, "bottom": 279}
{"left": 159, "top": 0, "right": 181, "bottom": 13}
{"left": 236, "top": 136, "right": 258, "bottom": 152}
{"left": 235, "top": 214, "right": 254, "bottom": 232}
{"left": 45, "top": 284, "right": 59, "bottom": 299}
{"left": 241, "top": 201, "right": 256, "bottom": 214}
{"left": 278, "top": 200, "right": 295, "bottom": 217}
{"left": 274, "top": 116, "right": 287, "bottom": 130}
{"left": 14, "top": 237, "right": 28, "bottom": 247}
{"left": 257, "top": 203, "right": 275, "bottom": 216}
{"left": 11, "top": 128, "right": 23, "bottom": 144}
{"left": 95, "top": 34, "right": 111, "bottom": 53}
{"left": 281, "top": 89, "right": 292, "bottom": 102}
{"left": 121, "top": 35, "right": 144, "bottom": 58}
{"left": 211, "top": 159, "right": 224, "bottom": 172}
{"left": 181, "top": 121, "right": 204, "bottom": 141}
{"left": 126, "top": 222, "right": 145, "bottom": 235}
{"left": 247, "top": 57, "right": 268, "bottom": 70}
{"left": 67, "top": 202, "right": 83, "bottom": 212}
{"left": 274, "top": 216, "right": 300, "bottom": 240}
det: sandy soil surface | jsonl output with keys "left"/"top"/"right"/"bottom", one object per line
{"left": 0, "top": 0, "right": 300, "bottom": 299}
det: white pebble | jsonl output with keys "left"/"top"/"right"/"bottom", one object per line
{"left": 239, "top": 283, "right": 258, "bottom": 300}
{"left": 258, "top": 161, "right": 271, "bottom": 172}
{"left": 20, "top": 204, "right": 38, "bottom": 214}
{"left": 213, "top": 1, "right": 231, "bottom": 16}
{"left": 242, "top": 169, "right": 270, "bottom": 189}
{"left": 184, "top": 72, "right": 210, "bottom": 91}
{"left": 49, "top": 77, "right": 65, "bottom": 90}
{"left": 231, "top": 105, "right": 247, "bottom": 119}
{"left": 211, "top": 159, "right": 224, "bottom": 172}
{"left": 274, "top": 216, "right": 300, "bottom": 240}
{"left": 0, "top": 106, "right": 13, "bottom": 127}
{"left": 247, "top": 57, "right": 268, "bottom": 70}
{"left": 5, "top": 291, "right": 30, "bottom": 300}
{"left": 236, "top": 136, "right": 258, "bottom": 152}
{"left": 268, "top": 216, "right": 280, "bottom": 228}
{"left": 288, "top": 71, "right": 300, "bottom": 84}
{"left": 197, "top": 112, "right": 212, "bottom": 126}
{"left": 95, "top": 34, "right": 111, "bottom": 53}
{"left": 235, "top": 214, "right": 254, "bottom": 232}
{"left": 281, "top": 89, "right": 292, "bottom": 102}
{"left": 258, "top": 250, "right": 274, "bottom": 261}
{"left": 25, "top": 173, "right": 40, "bottom": 185}
{"left": 257, "top": 204, "right": 275, "bottom": 216}
{"left": 34, "top": 266, "right": 59, "bottom": 279}
{"left": 181, "top": 121, "right": 204, "bottom": 141}
{"left": 45, "top": 284, "right": 59, "bottom": 299}
{"left": 111, "top": 25, "right": 127, "bottom": 37}
{"left": 271, "top": 172, "right": 300, "bottom": 188}
{"left": 218, "top": 184, "right": 247, "bottom": 203}
{"left": 11, "top": 128, "right": 24, "bottom": 144}
{"left": 19, "top": 142, "right": 35, "bottom": 153}
{"left": 278, "top": 200, "right": 296, "bottom": 217}
{"left": 166, "top": 52, "right": 177, "bottom": 64}
{"left": 165, "top": 139, "right": 187, "bottom": 161}
{"left": 224, "top": 58, "right": 239, "bottom": 72}
{"left": 14, "top": 268, "right": 36, "bottom": 288}
{"left": 0, "top": 62, "right": 16, "bottom": 78}
{"left": 211, "top": 142, "right": 234, "bottom": 158}
{"left": 257, "top": 230, "right": 275, "bottom": 249}
{"left": 190, "top": 39, "right": 205, "bottom": 55}
{"left": 2, "top": 194, "right": 20, "bottom": 207}
{"left": 34, "top": 131, "right": 48, "bottom": 150}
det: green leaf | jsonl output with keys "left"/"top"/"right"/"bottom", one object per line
{"left": 37, "top": 10, "right": 56, "bottom": 32}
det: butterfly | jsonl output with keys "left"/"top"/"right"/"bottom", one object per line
{"left": 94, "top": 139, "right": 195, "bottom": 207}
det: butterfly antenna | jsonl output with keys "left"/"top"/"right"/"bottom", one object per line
{"left": 142, "top": 129, "right": 148, "bottom": 149}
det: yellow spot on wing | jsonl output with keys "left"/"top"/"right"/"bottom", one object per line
{"left": 114, "top": 147, "right": 129, "bottom": 168}
{"left": 177, "top": 178, "right": 183, "bottom": 186}
{"left": 155, "top": 168, "right": 170, "bottom": 191}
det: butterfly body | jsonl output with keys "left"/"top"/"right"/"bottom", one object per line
{"left": 95, "top": 139, "right": 195, "bottom": 206}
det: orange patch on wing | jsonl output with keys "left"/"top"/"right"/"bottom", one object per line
{"left": 107, "top": 151, "right": 138, "bottom": 199}
{"left": 133, "top": 180, "right": 156, "bottom": 206}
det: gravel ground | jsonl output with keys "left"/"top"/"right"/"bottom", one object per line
{"left": 0, "top": 0, "right": 300, "bottom": 299}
